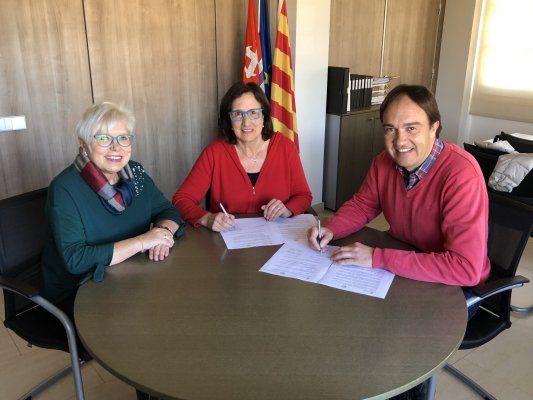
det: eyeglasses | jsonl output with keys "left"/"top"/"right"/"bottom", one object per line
{"left": 228, "top": 108, "right": 263, "bottom": 122}
{"left": 93, "top": 133, "right": 135, "bottom": 148}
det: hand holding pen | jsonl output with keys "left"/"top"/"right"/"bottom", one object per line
{"left": 219, "top": 203, "right": 229, "bottom": 218}
{"left": 199, "top": 203, "right": 235, "bottom": 232}
{"left": 215, "top": 203, "right": 235, "bottom": 231}
{"left": 307, "top": 219, "right": 334, "bottom": 252}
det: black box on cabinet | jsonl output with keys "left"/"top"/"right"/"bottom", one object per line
{"left": 326, "top": 66, "right": 350, "bottom": 115}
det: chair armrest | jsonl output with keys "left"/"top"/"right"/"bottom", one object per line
{"left": 467, "top": 275, "right": 530, "bottom": 307}
{"left": 0, "top": 275, "right": 40, "bottom": 299}
{"left": 305, "top": 206, "right": 318, "bottom": 216}
{"left": 1, "top": 275, "right": 84, "bottom": 362}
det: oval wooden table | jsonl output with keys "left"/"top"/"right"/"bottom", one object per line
{"left": 75, "top": 226, "right": 467, "bottom": 400}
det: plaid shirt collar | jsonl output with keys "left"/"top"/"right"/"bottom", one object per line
{"left": 397, "top": 138, "right": 444, "bottom": 190}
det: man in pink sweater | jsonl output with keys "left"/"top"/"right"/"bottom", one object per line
{"left": 309, "top": 84, "right": 490, "bottom": 400}
{"left": 309, "top": 84, "right": 490, "bottom": 288}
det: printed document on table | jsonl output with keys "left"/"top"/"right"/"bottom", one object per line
{"left": 220, "top": 214, "right": 317, "bottom": 249}
{"left": 259, "top": 241, "right": 395, "bottom": 299}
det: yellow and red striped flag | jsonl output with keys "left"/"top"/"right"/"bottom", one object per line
{"left": 270, "top": 0, "right": 298, "bottom": 149}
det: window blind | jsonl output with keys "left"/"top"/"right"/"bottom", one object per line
{"left": 470, "top": 0, "right": 533, "bottom": 123}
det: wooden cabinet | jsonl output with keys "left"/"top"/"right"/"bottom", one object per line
{"left": 325, "top": 0, "right": 445, "bottom": 210}
{"left": 323, "top": 108, "right": 384, "bottom": 210}
{"left": 329, "top": 0, "right": 445, "bottom": 91}
{"left": 329, "top": 0, "right": 385, "bottom": 78}
{"left": 383, "top": 0, "right": 444, "bottom": 89}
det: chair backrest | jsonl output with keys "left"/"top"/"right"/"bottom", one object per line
{"left": 463, "top": 142, "right": 502, "bottom": 184}
{"left": 0, "top": 188, "right": 49, "bottom": 317}
{"left": 464, "top": 142, "right": 533, "bottom": 200}
{"left": 0, "top": 188, "right": 48, "bottom": 277}
{"left": 483, "top": 192, "right": 533, "bottom": 318}
{"left": 500, "top": 132, "right": 533, "bottom": 153}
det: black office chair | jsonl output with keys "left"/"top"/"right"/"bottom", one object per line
{"left": 464, "top": 142, "right": 533, "bottom": 202}
{"left": 464, "top": 143, "right": 533, "bottom": 314}
{"left": 443, "top": 192, "right": 533, "bottom": 399}
{"left": 498, "top": 131, "right": 533, "bottom": 153}
{"left": 0, "top": 188, "right": 88, "bottom": 400}
{"left": 463, "top": 142, "right": 503, "bottom": 183}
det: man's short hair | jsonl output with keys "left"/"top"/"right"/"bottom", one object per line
{"left": 379, "top": 84, "right": 442, "bottom": 137}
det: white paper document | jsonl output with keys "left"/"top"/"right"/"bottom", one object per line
{"left": 259, "top": 241, "right": 395, "bottom": 299}
{"left": 220, "top": 214, "right": 317, "bottom": 249}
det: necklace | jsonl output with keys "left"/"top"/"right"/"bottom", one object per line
{"left": 237, "top": 141, "right": 266, "bottom": 163}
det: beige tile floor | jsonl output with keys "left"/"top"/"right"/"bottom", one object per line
{"left": 1, "top": 209, "right": 533, "bottom": 400}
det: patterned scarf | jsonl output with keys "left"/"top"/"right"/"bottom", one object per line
{"left": 74, "top": 147, "right": 135, "bottom": 214}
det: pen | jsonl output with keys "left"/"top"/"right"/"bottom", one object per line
{"left": 317, "top": 217, "right": 323, "bottom": 252}
{"left": 219, "top": 203, "right": 229, "bottom": 217}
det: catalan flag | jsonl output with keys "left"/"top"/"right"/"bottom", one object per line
{"left": 242, "top": 0, "right": 264, "bottom": 89}
{"left": 270, "top": 0, "right": 298, "bottom": 149}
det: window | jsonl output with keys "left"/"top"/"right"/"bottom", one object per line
{"left": 470, "top": 0, "right": 533, "bottom": 123}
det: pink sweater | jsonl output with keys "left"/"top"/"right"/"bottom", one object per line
{"left": 173, "top": 133, "right": 312, "bottom": 226}
{"left": 326, "top": 143, "right": 490, "bottom": 286}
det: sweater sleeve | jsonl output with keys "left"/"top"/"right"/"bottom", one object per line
{"left": 172, "top": 146, "right": 213, "bottom": 226}
{"left": 325, "top": 157, "right": 382, "bottom": 238}
{"left": 373, "top": 173, "right": 490, "bottom": 287}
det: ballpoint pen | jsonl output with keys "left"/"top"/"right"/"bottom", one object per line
{"left": 219, "top": 203, "right": 229, "bottom": 217}
{"left": 317, "top": 217, "right": 324, "bottom": 253}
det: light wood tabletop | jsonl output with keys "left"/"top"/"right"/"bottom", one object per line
{"left": 75, "top": 225, "right": 467, "bottom": 400}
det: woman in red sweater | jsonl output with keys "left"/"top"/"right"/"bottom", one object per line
{"left": 173, "top": 82, "right": 312, "bottom": 231}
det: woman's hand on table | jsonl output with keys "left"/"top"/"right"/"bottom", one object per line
{"left": 148, "top": 244, "right": 171, "bottom": 261}
{"left": 200, "top": 211, "right": 235, "bottom": 232}
{"left": 261, "top": 199, "right": 292, "bottom": 221}
{"left": 138, "top": 226, "right": 175, "bottom": 259}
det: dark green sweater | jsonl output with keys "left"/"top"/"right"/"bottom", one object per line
{"left": 41, "top": 161, "right": 182, "bottom": 303}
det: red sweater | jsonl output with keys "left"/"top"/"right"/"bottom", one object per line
{"left": 173, "top": 133, "right": 312, "bottom": 226}
{"left": 326, "top": 142, "right": 491, "bottom": 287}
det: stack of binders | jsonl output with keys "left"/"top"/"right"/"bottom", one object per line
{"left": 349, "top": 74, "right": 373, "bottom": 110}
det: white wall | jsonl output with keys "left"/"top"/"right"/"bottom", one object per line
{"left": 436, "top": 0, "right": 533, "bottom": 145}
{"left": 468, "top": 115, "right": 533, "bottom": 142}
{"left": 293, "top": 0, "right": 331, "bottom": 205}
{"left": 435, "top": 0, "right": 478, "bottom": 144}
